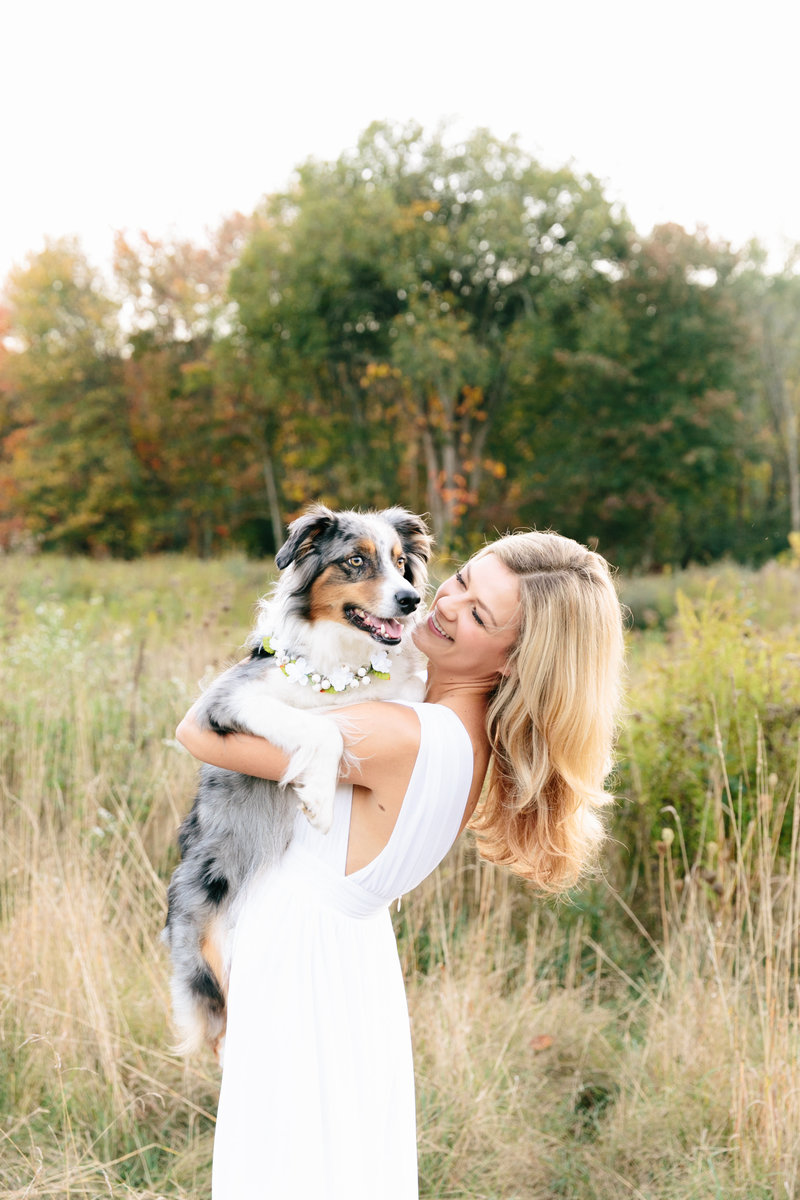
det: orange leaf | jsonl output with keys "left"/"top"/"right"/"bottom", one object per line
{"left": 530, "top": 1035, "right": 554, "bottom": 1052}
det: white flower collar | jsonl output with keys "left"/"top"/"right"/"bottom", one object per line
{"left": 262, "top": 635, "right": 396, "bottom": 693}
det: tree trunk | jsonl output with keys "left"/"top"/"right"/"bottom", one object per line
{"left": 467, "top": 419, "right": 491, "bottom": 497}
{"left": 263, "top": 455, "right": 284, "bottom": 552}
{"left": 786, "top": 383, "right": 800, "bottom": 532}
{"left": 466, "top": 367, "right": 507, "bottom": 499}
{"left": 421, "top": 427, "right": 446, "bottom": 545}
{"left": 763, "top": 331, "right": 800, "bottom": 534}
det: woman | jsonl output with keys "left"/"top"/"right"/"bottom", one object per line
{"left": 176, "top": 530, "right": 625, "bottom": 1199}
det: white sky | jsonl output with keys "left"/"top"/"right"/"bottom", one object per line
{"left": 3, "top": 0, "right": 799, "bottom": 286}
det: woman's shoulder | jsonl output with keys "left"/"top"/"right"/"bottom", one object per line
{"left": 334, "top": 696, "right": 462, "bottom": 734}
{"left": 386, "top": 699, "right": 478, "bottom": 753}
{"left": 329, "top": 698, "right": 476, "bottom": 789}
{"left": 327, "top": 699, "right": 421, "bottom": 792}
{"left": 337, "top": 697, "right": 464, "bottom": 758}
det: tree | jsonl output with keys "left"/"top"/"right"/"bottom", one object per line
{"left": 0, "top": 301, "right": 27, "bottom": 547}
{"left": 505, "top": 225, "right": 762, "bottom": 568}
{"left": 113, "top": 215, "right": 254, "bottom": 346}
{"left": 0, "top": 239, "right": 143, "bottom": 554}
{"left": 230, "top": 121, "right": 631, "bottom": 547}
{"left": 738, "top": 249, "right": 800, "bottom": 538}
{"left": 112, "top": 218, "right": 265, "bottom": 554}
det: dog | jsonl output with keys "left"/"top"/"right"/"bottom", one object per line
{"left": 163, "top": 504, "right": 432, "bottom": 1056}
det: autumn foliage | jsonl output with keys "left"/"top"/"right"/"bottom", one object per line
{"left": 0, "top": 123, "right": 797, "bottom": 565}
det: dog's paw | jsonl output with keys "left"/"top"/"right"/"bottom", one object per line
{"left": 294, "top": 775, "right": 337, "bottom": 834}
{"left": 283, "top": 722, "right": 344, "bottom": 836}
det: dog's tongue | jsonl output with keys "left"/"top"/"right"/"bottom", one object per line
{"left": 364, "top": 614, "right": 402, "bottom": 640}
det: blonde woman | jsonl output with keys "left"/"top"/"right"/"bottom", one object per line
{"left": 176, "top": 529, "right": 625, "bottom": 1200}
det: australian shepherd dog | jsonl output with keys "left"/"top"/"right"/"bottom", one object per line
{"left": 163, "top": 504, "right": 432, "bottom": 1056}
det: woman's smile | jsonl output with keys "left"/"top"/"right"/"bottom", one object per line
{"left": 427, "top": 607, "right": 452, "bottom": 640}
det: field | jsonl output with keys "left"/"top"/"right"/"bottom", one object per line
{"left": 1, "top": 553, "right": 799, "bottom": 1199}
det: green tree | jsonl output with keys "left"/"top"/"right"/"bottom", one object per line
{"left": 506, "top": 225, "right": 762, "bottom": 568}
{"left": 230, "top": 121, "right": 631, "bottom": 547}
{"left": 738, "top": 248, "right": 800, "bottom": 538}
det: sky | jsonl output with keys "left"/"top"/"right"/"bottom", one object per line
{"left": 3, "top": 0, "right": 799, "bottom": 287}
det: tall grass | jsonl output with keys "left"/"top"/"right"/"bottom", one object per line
{"left": 1, "top": 554, "right": 799, "bottom": 1198}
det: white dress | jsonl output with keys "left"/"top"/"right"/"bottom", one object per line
{"left": 211, "top": 701, "right": 474, "bottom": 1200}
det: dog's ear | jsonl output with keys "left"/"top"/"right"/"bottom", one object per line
{"left": 381, "top": 508, "right": 433, "bottom": 588}
{"left": 275, "top": 505, "right": 337, "bottom": 570}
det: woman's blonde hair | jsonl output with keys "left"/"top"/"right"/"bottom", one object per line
{"left": 469, "top": 531, "right": 625, "bottom": 892}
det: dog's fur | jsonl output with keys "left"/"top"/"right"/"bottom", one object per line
{"left": 163, "top": 505, "right": 432, "bottom": 1056}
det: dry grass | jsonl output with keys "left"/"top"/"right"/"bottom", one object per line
{"left": 1, "top": 554, "right": 799, "bottom": 1198}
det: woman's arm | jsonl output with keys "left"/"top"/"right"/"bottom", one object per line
{"left": 175, "top": 698, "right": 421, "bottom": 794}
{"left": 176, "top": 701, "right": 292, "bottom": 779}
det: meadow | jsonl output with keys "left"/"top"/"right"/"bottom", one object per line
{"left": 1, "top": 553, "right": 799, "bottom": 1199}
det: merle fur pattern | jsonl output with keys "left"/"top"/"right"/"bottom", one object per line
{"left": 162, "top": 505, "right": 431, "bottom": 1055}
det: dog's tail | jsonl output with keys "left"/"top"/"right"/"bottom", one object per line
{"left": 169, "top": 963, "right": 227, "bottom": 1057}
{"left": 162, "top": 908, "right": 229, "bottom": 1058}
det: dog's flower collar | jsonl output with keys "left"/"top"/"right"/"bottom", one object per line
{"left": 262, "top": 636, "right": 393, "bottom": 693}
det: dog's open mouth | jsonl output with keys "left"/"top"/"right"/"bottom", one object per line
{"left": 345, "top": 606, "right": 404, "bottom": 645}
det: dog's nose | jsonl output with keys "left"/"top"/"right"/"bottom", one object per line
{"left": 395, "top": 588, "right": 420, "bottom": 614}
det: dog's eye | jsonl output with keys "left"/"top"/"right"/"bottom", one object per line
{"left": 347, "top": 556, "right": 364, "bottom": 568}
{"left": 396, "top": 556, "right": 406, "bottom": 569}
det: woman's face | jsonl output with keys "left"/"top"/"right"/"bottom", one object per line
{"left": 413, "top": 552, "right": 520, "bottom": 683}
